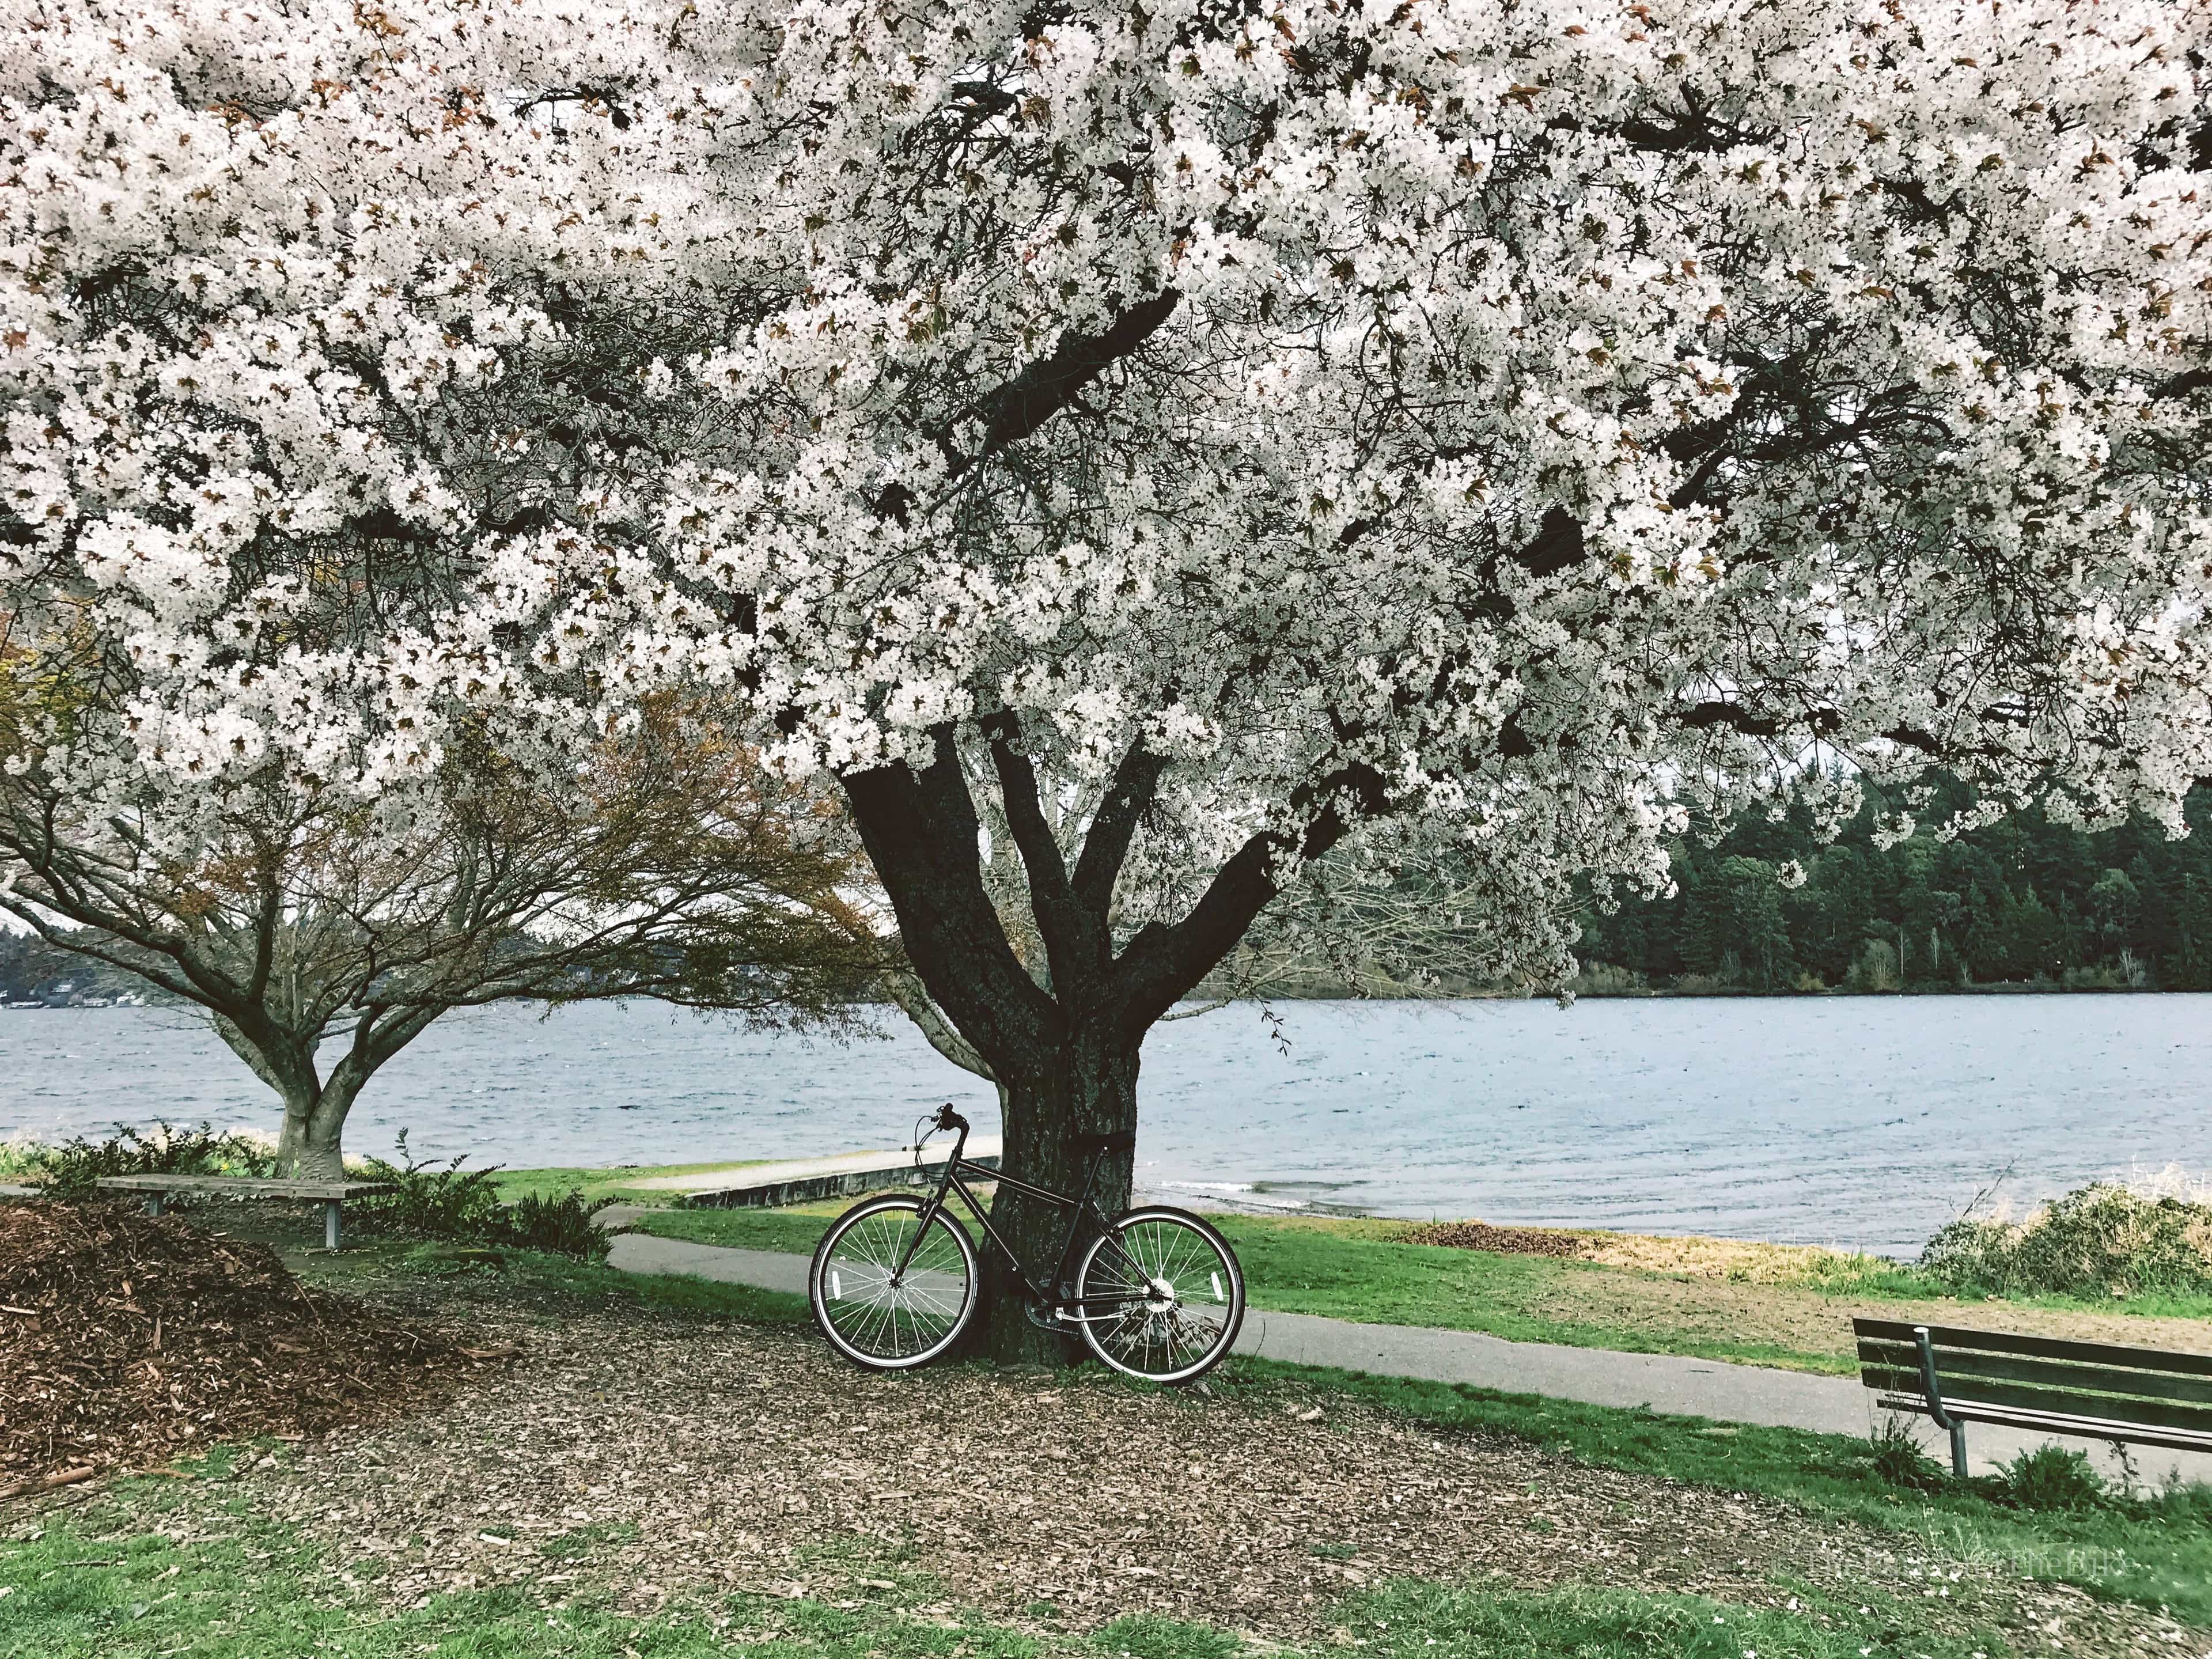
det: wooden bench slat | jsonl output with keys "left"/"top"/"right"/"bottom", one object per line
{"left": 1877, "top": 1395, "right": 2212, "bottom": 1455}
{"left": 1852, "top": 1316, "right": 2212, "bottom": 1380}
{"left": 1863, "top": 1365, "right": 2212, "bottom": 1436}
{"left": 94, "top": 1175, "right": 394, "bottom": 1200}
{"left": 1855, "top": 1340, "right": 2212, "bottom": 1408}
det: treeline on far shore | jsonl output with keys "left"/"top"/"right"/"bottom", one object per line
{"left": 1575, "top": 777, "right": 2212, "bottom": 996}
{"left": 0, "top": 933, "right": 155, "bottom": 1006}
{"left": 14, "top": 774, "right": 2212, "bottom": 1009}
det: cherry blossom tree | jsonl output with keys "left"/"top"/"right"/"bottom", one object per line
{"left": 6, "top": 0, "right": 2208, "bottom": 1347}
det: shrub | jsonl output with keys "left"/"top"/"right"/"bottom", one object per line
{"left": 500, "top": 1188, "right": 619, "bottom": 1261}
{"left": 1997, "top": 1444, "right": 2107, "bottom": 1512}
{"left": 1866, "top": 1415, "right": 1949, "bottom": 1492}
{"left": 1919, "top": 1181, "right": 2212, "bottom": 1300}
{"left": 1570, "top": 961, "right": 1647, "bottom": 996}
{"left": 353, "top": 1132, "right": 506, "bottom": 1240}
{"left": 0, "top": 1134, "right": 43, "bottom": 1180}
{"left": 2139, "top": 1480, "right": 2212, "bottom": 1527}
{"left": 352, "top": 1132, "right": 613, "bottom": 1262}
{"left": 25, "top": 1122, "right": 275, "bottom": 1200}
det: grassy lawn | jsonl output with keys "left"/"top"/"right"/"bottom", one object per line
{"left": 604, "top": 1196, "right": 2212, "bottom": 1376}
{"left": 312, "top": 1234, "right": 812, "bottom": 1327}
{"left": 486, "top": 1160, "right": 771, "bottom": 1205}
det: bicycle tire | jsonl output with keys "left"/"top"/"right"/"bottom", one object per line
{"left": 1073, "top": 1205, "right": 1245, "bottom": 1383}
{"left": 809, "top": 1194, "right": 979, "bottom": 1370}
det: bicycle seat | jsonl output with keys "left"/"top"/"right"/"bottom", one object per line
{"left": 1073, "top": 1129, "right": 1137, "bottom": 1153}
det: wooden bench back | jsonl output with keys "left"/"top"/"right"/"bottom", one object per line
{"left": 1853, "top": 1316, "right": 2212, "bottom": 1443}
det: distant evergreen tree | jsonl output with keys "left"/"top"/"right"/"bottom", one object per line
{"left": 1574, "top": 781, "right": 2212, "bottom": 994}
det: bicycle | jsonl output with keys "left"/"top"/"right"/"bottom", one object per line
{"left": 807, "top": 1103, "right": 1245, "bottom": 1382}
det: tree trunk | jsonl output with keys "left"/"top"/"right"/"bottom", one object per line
{"left": 272, "top": 1078, "right": 354, "bottom": 1179}
{"left": 842, "top": 722, "right": 1339, "bottom": 1366}
{"left": 983, "top": 1032, "right": 1140, "bottom": 1364}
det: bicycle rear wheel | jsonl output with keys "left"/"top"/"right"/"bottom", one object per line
{"left": 1073, "top": 1206, "right": 1245, "bottom": 1383}
{"left": 809, "top": 1195, "right": 978, "bottom": 1370}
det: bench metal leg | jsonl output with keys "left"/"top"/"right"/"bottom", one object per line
{"left": 1915, "top": 1326, "right": 1971, "bottom": 1479}
{"left": 324, "top": 1200, "right": 342, "bottom": 1251}
{"left": 144, "top": 1195, "right": 164, "bottom": 1218}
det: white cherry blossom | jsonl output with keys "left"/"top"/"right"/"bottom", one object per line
{"left": 3, "top": 0, "right": 2207, "bottom": 1344}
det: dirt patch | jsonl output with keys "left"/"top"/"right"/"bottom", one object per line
{"left": 130, "top": 1300, "right": 2194, "bottom": 1656}
{"left": 1517, "top": 1264, "right": 2212, "bottom": 1367}
{"left": 0, "top": 1201, "right": 500, "bottom": 1493}
{"left": 1399, "top": 1221, "right": 1592, "bottom": 1259}
{"left": 1577, "top": 1230, "right": 1880, "bottom": 1282}
{"left": 1381, "top": 1220, "right": 2212, "bottom": 1366}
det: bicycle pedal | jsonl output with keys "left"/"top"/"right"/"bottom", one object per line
{"left": 1021, "top": 1302, "right": 1067, "bottom": 1330}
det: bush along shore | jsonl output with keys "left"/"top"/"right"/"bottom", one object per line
{"left": 0, "top": 1123, "right": 615, "bottom": 1262}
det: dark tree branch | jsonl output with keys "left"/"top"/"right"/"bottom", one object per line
{"left": 1677, "top": 701, "right": 1844, "bottom": 738}
{"left": 1509, "top": 505, "right": 1586, "bottom": 578}
{"left": 985, "top": 715, "right": 1103, "bottom": 993}
{"left": 948, "top": 289, "right": 1181, "bottom": 476}
{"left": 840, "top": 727, "right": 1063, "bottom": 1075}
{"left": 1069, "top": 738, "right": 1167, "bottom": 918}
{"left": 2153, "top": 366, "right": 2212, "bottom": 402}
{"left": 1110, "top": 761, "right": 1389, "bottom": 1037}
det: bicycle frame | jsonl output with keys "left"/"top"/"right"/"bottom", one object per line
{"left": 895, "top": 1118, "right": 1142, "bottom": 1318}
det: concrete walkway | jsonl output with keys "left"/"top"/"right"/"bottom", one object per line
{"left": 604, "top": 1228, "right": 2212, "bottom": 1483}
{"left": 620, "top": 1140, "right": 1003, "bottom": 1209}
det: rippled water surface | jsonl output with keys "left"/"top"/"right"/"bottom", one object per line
{"left": 4, "top": 996, "right": 2207, "bottom": 1255}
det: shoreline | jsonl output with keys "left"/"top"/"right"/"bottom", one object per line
{"left": 8, "top": 981, "right": 2212, "bottom": 1013}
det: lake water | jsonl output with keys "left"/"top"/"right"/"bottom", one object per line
{"left": 3, "top": 997, "right": 2207, "bottom": 1257}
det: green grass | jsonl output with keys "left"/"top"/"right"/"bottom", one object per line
{"left": 622, "top": 1204, "right": 1870, "bottom": 1373}
{"left": 626, "top": 1201, "right": 843, "bottom": 1248}
{"left": 0, "top": 1479, "right": 1036, "bottom": 1659}
{"left": 1338, "top": 1578, "right": 2005, "bottom": 1659}
{"left": 1210, "top": 1219, "right": 1847, "bottom": 1370}
{"left": 485, "top": 1160, "right": 772, "bottom": 1205}
{"left": 1219, "top": 1359, "right": 2212, "bottom": 1627}
{"left": 615, "top": 1198, "right": 2212, "bottom": 1376}
{"left": 315, "top": 1236, "right": 815, "bottom": 1328}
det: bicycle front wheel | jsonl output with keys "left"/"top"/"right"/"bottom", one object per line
{"left": 809, "top": 1195, "right": 978, "bottom": 1370}
{"left": 1074, "top": 1206, "right": 1245, "bottom": 1383}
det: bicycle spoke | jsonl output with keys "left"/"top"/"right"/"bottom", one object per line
{"left": 815, "top": 1199, "right": 975, "bottom": 1368}
{"left": 1076, "top": 1211, "right": 1241, "bottom": 1382}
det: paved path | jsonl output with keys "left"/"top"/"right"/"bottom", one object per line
{"left": 620, "top": 1140, "right": 1003, "bottom": 1207}
{"left": 604, "top": 1228, "right": 2212, "bottom": 1483}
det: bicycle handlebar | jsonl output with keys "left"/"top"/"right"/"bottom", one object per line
{"left": 934, "top": 1103, "right": 969, "bottom": 1134}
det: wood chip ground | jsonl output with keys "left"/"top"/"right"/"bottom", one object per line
{"left": 67, "top": 1299, "right": 2198, "bottom": 1657}
{"left": 0, "top": 1203, "right": 493, "bottom": 1490}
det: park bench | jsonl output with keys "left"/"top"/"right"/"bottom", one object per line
{"left": 1853, "top": 1315, "right": 2212, "bottom": 1476}
{"left": 94, "top": 1174, "right": 395, "bottom": 1250}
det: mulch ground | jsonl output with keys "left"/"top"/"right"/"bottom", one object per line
{"left": 96, "top": 1297, "right": 2191, "bottom": 1656}
{"left": 0, "top": 1202, "right": 500, "bottom": 1495}
{"left": 1396, "top": 1220, "right": 1592, "bottom": 1259}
